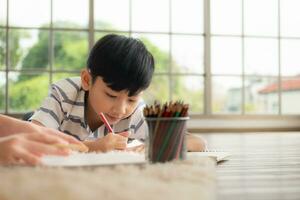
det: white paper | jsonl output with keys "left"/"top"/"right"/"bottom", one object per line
{"left": 187, "top": 151, "right": 231, "bottom": 162}
{"left": 41, "top": 150, "right": 230, "bottom": 167}
{"left": 41, "top": 151, "right": 145, "bottom": 167}
{"left": 127, "top": 139, "right": 144, "bottom": 148}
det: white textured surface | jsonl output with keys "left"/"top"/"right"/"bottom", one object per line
{"left": 0, "top": 157, "right": 216, "bottom": 200}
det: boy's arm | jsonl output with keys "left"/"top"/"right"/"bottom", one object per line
{"left": 186, "top": 133, "right": 207, "bottom": 152}
{"left": 30, "top": 86, "right": 65, "bottom": 130}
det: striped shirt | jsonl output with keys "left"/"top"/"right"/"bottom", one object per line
{"left": 30, "top": 77, "right": 148, "bottom": 141}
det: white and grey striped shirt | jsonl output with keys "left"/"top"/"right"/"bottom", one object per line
{"left": 30, "top": 77, "right": 147, "bottom": 141}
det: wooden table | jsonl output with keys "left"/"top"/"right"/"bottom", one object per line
{"left": 201, "top": 132, "right": 300, "bottom": 200}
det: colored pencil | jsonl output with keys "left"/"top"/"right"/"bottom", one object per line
{"left": 99, "top": 112, "right": 114, "bottom": 133}
{"left": 144, "top": 100, "right": 189, "bottom": 162}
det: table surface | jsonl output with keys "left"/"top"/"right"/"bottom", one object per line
{"left": 201, "top": 132, "right": 300, "bottom": 200}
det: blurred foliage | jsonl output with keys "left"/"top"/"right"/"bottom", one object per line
{"left": 0, "top": 29, "right": 5, "bottom": 69}
{"left": 0, "top": 89, "right": 4, "bottom": 111}
{"left": 9, "top": 75, "right": 49, "bottom": 112}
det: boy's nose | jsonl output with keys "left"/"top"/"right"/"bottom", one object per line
{"left": 111, "top": 101, "right": 127, "bottom": 116}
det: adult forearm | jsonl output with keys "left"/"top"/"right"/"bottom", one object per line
{"left": 0, "top": 114, "right": 28, "bottom": 137}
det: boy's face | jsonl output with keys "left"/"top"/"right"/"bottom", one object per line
{"left": 81, "top": 69, "right": 142, "bottom": 125}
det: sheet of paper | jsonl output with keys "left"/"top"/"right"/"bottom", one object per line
{"left": 41, "top": 151, "right": 145, "bottom": 167}
{"left": 41, "top": 150, "right": 230, "bottom": 167}
{"left": 127, "top": 139, "right": 143, "bottom": 148}
{"left": 187, "top": 151, "right": 231, "bottom": 162}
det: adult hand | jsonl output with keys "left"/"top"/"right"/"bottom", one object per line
{"left": 1, "top": 115, "right": 83, "bottom": 147}
{"left": 26, "top": 121, "right": 83, "bottom": 146}
{"left": 0, "top": 132, "right": 71, "bottom": 166}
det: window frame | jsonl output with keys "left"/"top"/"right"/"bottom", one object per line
{"left": 1, "top": 0, "right": 300, "bottom": 120}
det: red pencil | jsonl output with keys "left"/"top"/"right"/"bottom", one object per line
{"left": 99, "top": 112, "right": 114, "bottom": 133}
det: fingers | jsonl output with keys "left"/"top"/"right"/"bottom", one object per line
{"left": 115, "top": 141, "right": 127, "bottom": 150}
{"left": 14, "top": 149, "right": 41, "bottom": 166}
{"left": 44, "top": 128, "right": 83, "bottom": 145}
{"left": 25, "top": 133, "right": 88, "bottom": 152}
{"left": 53, "top": 143, "right": 89, "bottom": 153}
{"left": 31, "top": 121, "right": 82, "bottom": 145}
{"left": 117, "top": 131, "right": 130, "bottom": 138}
{"left": 23, "top": 140, "right": 70, "bottom": 156}
{"left": 26, "top": 133, "right": 69, "bottom": 145}
{"left": 0, "top": 134, "right": 70, "bottom": 166}
{"left": 114, "top": 134, "right": 128, "bottom": 150}
{"left": 103, "top": 132, "right": 128, "bottom": 151}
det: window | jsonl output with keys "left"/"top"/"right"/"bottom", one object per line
{"left": 210, "top": 0, "right": 300, "bottom": 115}
{"left": 0, "top": 0, "right": 300, "bottom": 115}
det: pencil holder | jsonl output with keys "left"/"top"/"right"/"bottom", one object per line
{"left": 145, "top": 117, "right": 189, "bottom": 163}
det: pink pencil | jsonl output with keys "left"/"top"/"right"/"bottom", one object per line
{"left": 99, "top": 112, "right": 114, "bottom": 133}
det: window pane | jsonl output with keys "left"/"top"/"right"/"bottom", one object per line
{"left": 0, "top": 72, "right": 5, "bottom": 112}
{"left": 171, "top": 0, "right": 203, "bottom": 34}
{"left": 144, "top": 75, "right": 169, "bottom": 104}
{"left": 95, "top": 0, "right": 129, "bottom": 31}
{"left": 281, "top": 0, "right": 300, "bottom": 37}
{"left": 211, "top": 0, "right": 242, "bottom": 35}
{"left": 132, "top": 0, "right": 169, "bottom": 32}
{"left": 0, "top": 0, "right": 6, "bottom": 26}
{"left": 172, "top": 35, "right": 204, "bottom": 74}
{"left": 244, "top": 38, "right": 278, "bottom": 76}
{"left": 53, "top": 0, "right": 88, "bottom": 28}
{"left": 8, "top": 72, "right": 49, "bottom": 112}
{"left": 281, "top": 39, "right": 300, "bottom": 76}
{"left": 132, "top": 33, "right": 169, "bottom": 73}
{"left": 211, "top": 36, "right": 242, "bottom": 75}
{"left": 172, "top": 75, "right": 204, "bottom": 113}
{"left": 53, "top": 31, "right": 88, "bottom": 71}
{"left": 9, "top": 29, "right": 49, "bottom": 70}
{"left": 244, "top": 0, "right": 278, "bottom": 36}
{"left": 245, "top": 76, "right": 279, "bottom": 114}
{"left": 0, "top": 29, "right": 5, "bottom": 69}
{"left": 52, "top": 73, "right": 79, "bottom": 83}
{"left": 10, "top": 0, "right": 50, "bottom": 27}
{"left": 282, "top": 77, "right": 300, "bottom": 114}
{"left": 212, "top": 76, "right": 242, "bottom": 114}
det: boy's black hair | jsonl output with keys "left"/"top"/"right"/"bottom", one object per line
{"left": 87, "top": 34, "right": 155, "bottom": 96}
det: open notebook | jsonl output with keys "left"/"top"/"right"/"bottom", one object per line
{"left": 41, "top": 150, "right": 231, "bottom": 167}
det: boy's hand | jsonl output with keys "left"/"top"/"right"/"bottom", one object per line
{"left": 85, "top": 131, "right": 130, "bottom": 152}
{"left": 103, "top": 132, "right": 129, "bottom": 151}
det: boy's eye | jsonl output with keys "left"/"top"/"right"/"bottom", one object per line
{"left": 106, "top": 93, "right": 117, "bottom": 98}
{"left": 128, "top": 99, "right": 138, "bottom": 103}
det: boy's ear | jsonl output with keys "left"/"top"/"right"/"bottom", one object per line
{"left": 81, "top": 69, "right": 92, "bottom": 91}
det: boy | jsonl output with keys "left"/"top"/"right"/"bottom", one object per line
{"left": 31, "top": 34, "right": 206, "bottom": 152}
